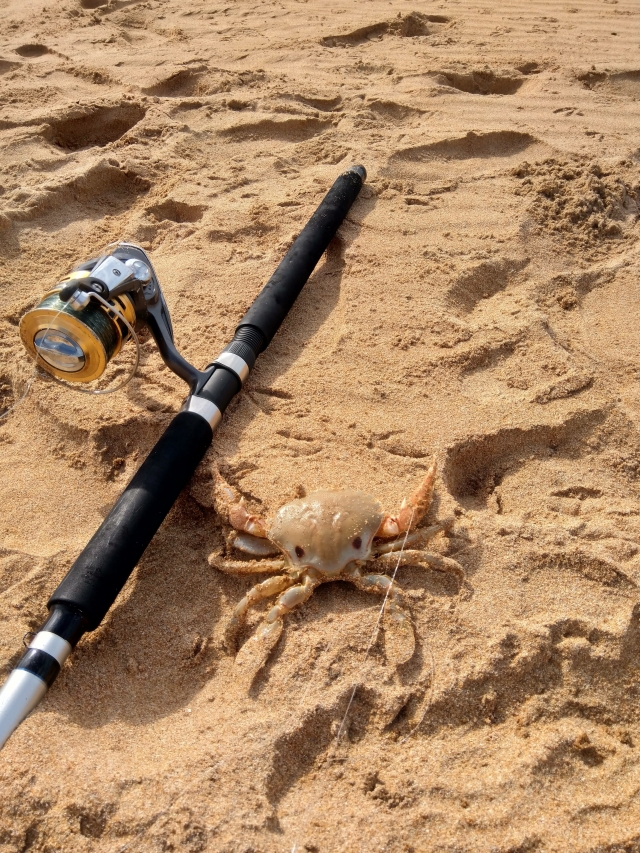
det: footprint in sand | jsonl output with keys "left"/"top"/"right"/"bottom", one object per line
{"left": 290, "top": 94, "right": 342, "bottom": 112}
{"left": 0, "top": 59, "right": 20, "bottom": 74}
{"left": 12, "top": 160, "right": 150, "bottom": 228}
{"left": 142, "top": 65, "right": 266, "bottom": 99}
{"left": 320, "top": 12, "right": 451, "bottom": 48}
{"left": 220, "top": 116, "right": 333, "bottom": 143}
{"left": 394, "top": 130, "right": 540, "bottom": 164}
{"left": 42, "top": 102, "right": 146, "bottom": 151}
{"left": 442, "top": 408, "right": 608, "bottom": 508}
{"left": 142, "top": 66, "right": 208, "bottom": 98}
{"left": 14, "top": 44, "right": 49, "bottom": 58}
{"left": 446, "top": 257, "right": 530, "bottom": 314}
{"left": 435, "top": 69, "right": 526, "bottom": 96}
{"left": 363, "top": 99, "right": 425, "bottom": 124}
{"left": 577, "top": 69, "right": 640, "bottom": 98}
{"left": 386, "top": 130, "right": 550, "bottom": 184}
{"left": 146, "top": 200, "right": 206, "bottom": 224}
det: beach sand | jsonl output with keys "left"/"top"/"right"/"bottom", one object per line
{"left": 1, "top": 0, "right": 640, "bottom": 850}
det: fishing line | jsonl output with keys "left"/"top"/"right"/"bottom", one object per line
{"left": 113, "top": 632, "right": 334, "bottom": 853}
{"left": 117, "top": 618, "right": 335, "bottom": 853}
{"left": 0, "top": 371, "right": 35, "bottom": 421}
{"left": 290, "top": 509, "right": 415, "bottom": 853}
{"left": 398, "top": 642, "right": 436, "bottom": 746}
{"left": 0, "top": 168, "right": 374, "bottom": 841}
{"left": 395, "top": 539, "right": 479, "bottom": 745}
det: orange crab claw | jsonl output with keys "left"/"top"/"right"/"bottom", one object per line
{"left": 376, "top": 458, "right": 437, "bottom": 538}
{"left": 213, "top": 466, "right": 269, "bottom": 538}
{"left": 228, "top": 501, "right": 269, "bottom": 538}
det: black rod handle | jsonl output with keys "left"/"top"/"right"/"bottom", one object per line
{"left": 48, "top": 411, "right": 214, "bottom": 629}
{"left": 237, "top": 165, "right": 366, "bottom": 351}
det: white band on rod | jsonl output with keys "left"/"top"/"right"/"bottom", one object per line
{"left": 29, "top": 631, "right": 72, "bottom": 666}
{"left": 213, "top": 352, "right": 250, "bottom": 384}
{"left": 181, "top": 395, "right": 222, "bottom": 429}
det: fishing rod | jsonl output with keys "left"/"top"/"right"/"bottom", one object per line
{"left": 0, "top": 164, "right": 366, "bottom": 751}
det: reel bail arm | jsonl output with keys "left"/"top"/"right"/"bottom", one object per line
{"left": 0, "top": 164, "right": 367, "bottom": 750}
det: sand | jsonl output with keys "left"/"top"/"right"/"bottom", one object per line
{"left": 1, "top": 0, "right": 640, "bottom": 850}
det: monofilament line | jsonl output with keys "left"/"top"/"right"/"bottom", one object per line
{"left": 397, "top": 540, "right": 479, "bottom": 744}
{"left": 0, "top": 372, "right": 34, "bottom": 421}
{"left": 115, "top": 633, "right": 334, "bottom": 853}
{"left": 290, "top": 508, "right": 415, "bottom": 853}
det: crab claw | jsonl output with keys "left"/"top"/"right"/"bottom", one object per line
{"left": 234, "top": 620, "right": 283, "bottom": 687}
{"left": 377, "top": 458, "right": 437, "bottom": 538}
{"left": 228, "top": 501, "right": 269, "bottom": 538}
{"left": 213, "top": 467, "right": 269, "bottom": 538}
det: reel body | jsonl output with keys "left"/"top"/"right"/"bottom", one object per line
{"left": 20, "top": 243, "right": 206, "bottom": 392}
{"left": 22, "top": 275, "right": 136, "bottom": 383}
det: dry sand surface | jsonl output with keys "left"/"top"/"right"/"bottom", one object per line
{"left": 1, "top": 0, "right": 640, "bottom": 850}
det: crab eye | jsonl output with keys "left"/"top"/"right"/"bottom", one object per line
{"left": 352, "top": 536, "right": 362, "bottom": 550}
{"left": 295, "top": 545, "right": 305, "bottom": 559}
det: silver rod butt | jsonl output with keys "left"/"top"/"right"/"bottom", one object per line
{"left": 0, "top": 669, "right": 48, "bottom": 751}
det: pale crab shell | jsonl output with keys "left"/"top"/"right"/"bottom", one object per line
{"left": 268, "top": 489, "right": 384, "bottom": 576}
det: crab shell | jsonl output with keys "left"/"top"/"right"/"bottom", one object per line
{"left": 267, "top": 489, "right": 384, "bottom": 576}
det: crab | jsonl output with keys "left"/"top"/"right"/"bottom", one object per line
{"left": 208, "top": 460, "right": 465, "bottom": 684}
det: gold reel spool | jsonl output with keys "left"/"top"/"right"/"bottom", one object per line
{"left": 20, "top": 271, "right": 137, "bottom": 383}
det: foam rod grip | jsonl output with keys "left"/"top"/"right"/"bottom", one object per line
{"left": 48, "top": 412, "right": 213, "bottom": 630}
{"left": 237, "top": 165, "right": 366, "bottom": 350}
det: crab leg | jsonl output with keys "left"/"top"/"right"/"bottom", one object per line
{"left": 208, "top": 553, "right": 285, "bottom": 574}
{"left": 234, "top": 571, "right": 321, "bottom": 685}
{"left": 374, "top": 517, "right": 455, "bottom": 555}
{"left": 230, "top": 531, "right": 281, "bottom": 557}
{"left": 226, "top": 573, "right": 293, "bottom": 648}
{"left": 345, "top": 566, "right": 415, "bottom": 665}
{"left": 376, "top": 458, "right": 437, "bottom": 539}
{"left": 213, "top": 467, "right": 269, "bottom": 538}
{"left": 263, "top": 571, "right": 321, "bottom": 627}
{"left": 373, "top": 549, "right": 465, "bottom": 583}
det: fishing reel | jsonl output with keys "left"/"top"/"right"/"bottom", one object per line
{"left": 20, "top": 242, "right": 206, "bottom": 392}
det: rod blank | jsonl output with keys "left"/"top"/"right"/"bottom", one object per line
{"left": 237, "top": 165, "right": 366, "bottom": 349}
